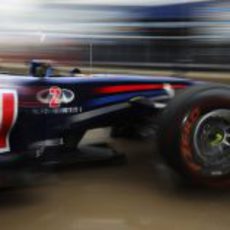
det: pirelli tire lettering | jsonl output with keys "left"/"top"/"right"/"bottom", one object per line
{"left": 180, "top": 107, "right": 202, "bottom": 173}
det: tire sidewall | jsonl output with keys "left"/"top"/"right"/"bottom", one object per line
{"left": 162, "top": 88, "right": 230, "bottom": 182}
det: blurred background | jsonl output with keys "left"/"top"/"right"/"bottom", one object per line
{"left": 0, "top": 0, "right": 230, "bottom": 72}
{"left": 1, "top": 2, "right": 230, "bottom": 230}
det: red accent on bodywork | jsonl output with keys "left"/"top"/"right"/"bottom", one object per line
{"left": 0, "top": 93, "right": 15, "bottom": 149}
{"left": 96, "top": 84, "right": 186, "bottom": 94}
{"left": 172, "top": 84, "right": 187, "bottom": 89}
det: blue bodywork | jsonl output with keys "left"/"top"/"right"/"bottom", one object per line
{"left": 0, "top": 64, "right": 196, "bottom": 166}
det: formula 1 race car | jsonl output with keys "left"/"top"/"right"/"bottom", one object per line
{"left": 0, "top": 60, "right": 229, "bottom": 186}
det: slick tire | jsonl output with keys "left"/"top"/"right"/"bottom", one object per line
{"left": 158, "top": 84, "right": 230, "bottom": 186}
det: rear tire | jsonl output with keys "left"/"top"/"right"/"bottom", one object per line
{"left": 158, "top": 84, "right": 230, "bottom": 186}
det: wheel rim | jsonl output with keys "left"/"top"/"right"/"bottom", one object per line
{"left": 193, "top": 109, "right": 230, "bottom": 176}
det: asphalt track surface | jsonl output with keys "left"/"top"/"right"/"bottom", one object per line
{"left": 0, "top": 70, "right": 229, "bottom": 230}
{"left": 0, "top": 129, "right": 230, "bottom": 230}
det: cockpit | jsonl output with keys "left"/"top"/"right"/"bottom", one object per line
{"left": 29, "top": 60, "right": 53, "bottom": 78}
{"left": 29, "top": 60, "right": 81, "bottom": 78}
